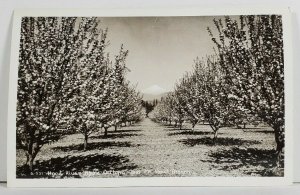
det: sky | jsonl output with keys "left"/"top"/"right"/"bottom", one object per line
{"left": 99, "top": 16, "right": 221, "bottom": 93}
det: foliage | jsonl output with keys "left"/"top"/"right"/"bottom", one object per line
{"left": 17, "top": 17, "right": 92, "bottom": 170}
{"left": 153, "top": 57, "right": 231, "bottom": 143}
{"left": 17, "top": 17, "right": 142, "bottom": 169}
{"left": 208, "top": 15, "right": 284, "bottom": 169}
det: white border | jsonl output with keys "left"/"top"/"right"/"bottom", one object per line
{"left": 7, "top": 7, "right": 293, "bottom": 187}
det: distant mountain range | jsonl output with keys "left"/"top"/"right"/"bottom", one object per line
{"left": 142, "top": 92, "right": 169, "bottom": 101}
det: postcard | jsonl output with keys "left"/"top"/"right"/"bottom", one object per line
{"left": 7, "top": 7, "right": 293, "bottom": 187}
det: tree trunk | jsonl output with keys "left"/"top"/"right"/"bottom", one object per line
{"left": 243, "top": 123, "right": 246, "bottom": 129}
{"left": 179, "top": 122, "right": 182, "bottom": 130}
{"left": 274, "top": 124, "right": 284, "bottom": 171}
{"left": 104, "top": 127, "right": 108, "bottom": 137}
{"left": 175, "top": 121, "right": 177, "bottom": 127}
{"left": 28, "top": 154, "right": 34, "bottom": 172}
{"left": 169, "top": 120, "right": 172, "bottom": 125}
{"left": 25, "top": 135, "right": 36, "bottom": 172}
{"left": 192, "top": 123, "right": 196, "bottom": 131}
{"left": 212, "top": 129, "right": 219, "bottom": 145}
{"left": 25, "top": 149, "right": 37, "bottom": 172}
{"left": 25, "top": 153, "right": 29, "bottom": 166}
{"left": 114, "top": 125, "right": 117, "bottom": 131}
{"left": 83, "top": 134, "right": 88, "bottom": 150}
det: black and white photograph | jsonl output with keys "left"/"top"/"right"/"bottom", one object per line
{"left": 7, "top": 8, "right": 293, "bottom": 187}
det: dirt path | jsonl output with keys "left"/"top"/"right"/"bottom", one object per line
{"left": 125, "top": 118, "right": 200, "bottom": 176}
{"left": 111, "top": 118, "right": 215, "bottom": 177}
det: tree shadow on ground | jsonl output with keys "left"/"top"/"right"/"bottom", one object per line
{"left": 168, "top": 131, "right": 221, "bottom": 136}
{"left": 90, "top": 133, "right": 140, "bottom": 140}
{"left": 160, "top": 124, "right": 174, "bottom": 127}
{"left": 179, "top": 137, "right": 261, "bottom": 147}
{"left": 163, "top": 126, "right": 178, "bottom": 129}
{"left": 110, "top": 129, "right": 142, "bottom": 133}
{"left": 201, "top": 147, "right": 277, "bottom": 176}
{"left": 235, "top": 127, "right": 263, "bottom": 129}
{"left": 121, "top": 124, "right": 142, "bottom": 127}
{"left": 244, "top": 130, "right": 274, "bottom": 134}
{"left": 52, "top": 141, "right": 134, "bottom": 152}
{"left": 164, "top": 127, "right": 191, "bottom": 131}
{"left": 17, "top": 153, "right": 138, "bottom": 178}
{"left": 161, "top": 125, "right": 190, "bottom": 129}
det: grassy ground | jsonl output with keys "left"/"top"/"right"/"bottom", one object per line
{"left": 16, "top": 118, "right": 277, "bottom": 178}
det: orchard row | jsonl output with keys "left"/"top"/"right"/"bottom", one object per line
{"left": 17, "top": 17, "right": 143, "bottom": 170}
{"left": 152, "top": 15, "right": 285, "bottom": 170}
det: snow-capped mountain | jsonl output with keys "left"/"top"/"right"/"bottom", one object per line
{"left": 141, "top": 85, "right": 169, "bottom": 101}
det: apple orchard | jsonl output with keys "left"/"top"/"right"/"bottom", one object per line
{"left": 16, "top": 15, "right": 285, "bottom": 177}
